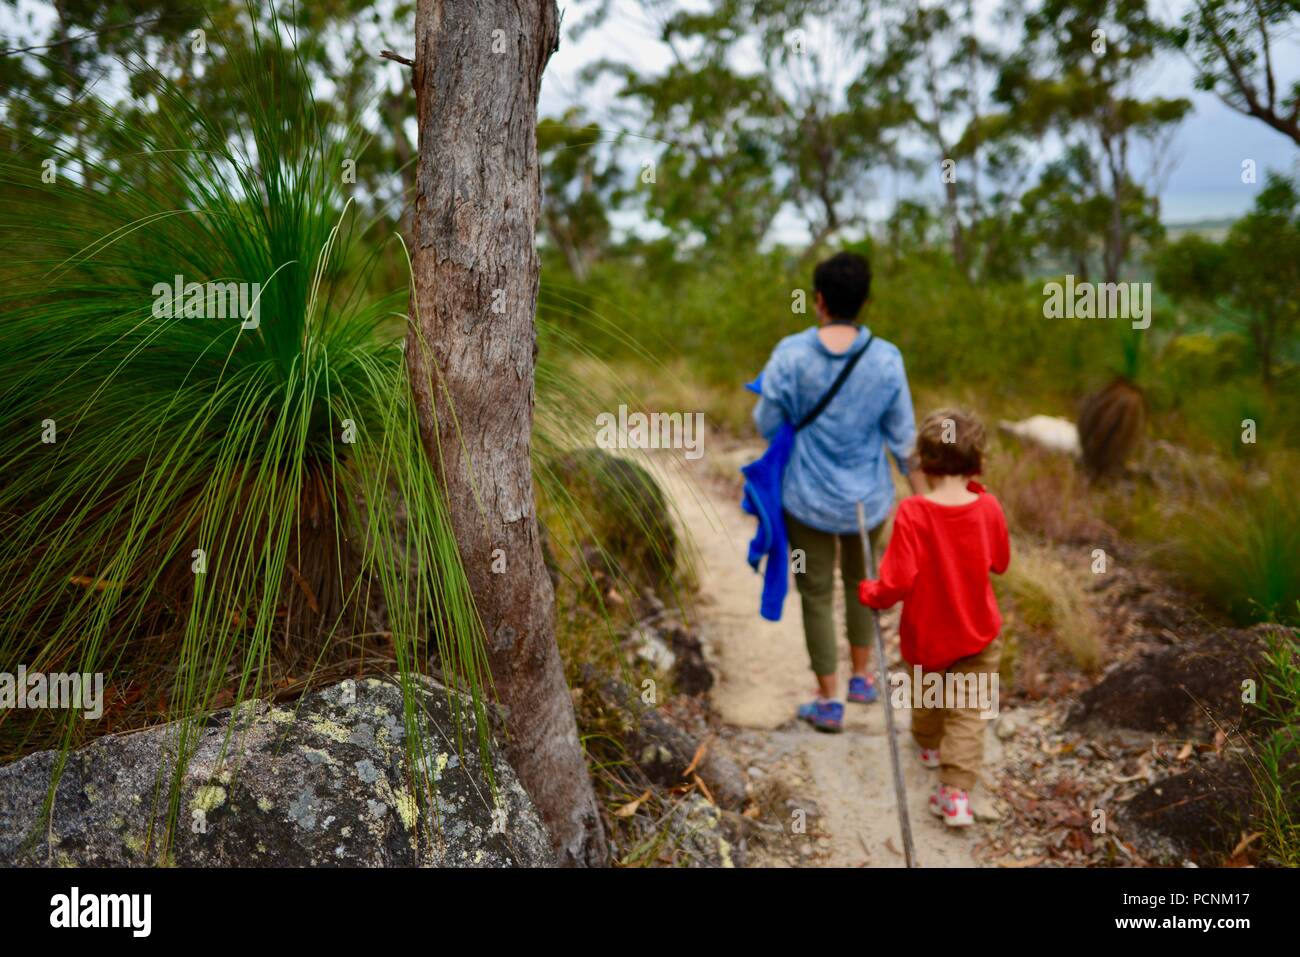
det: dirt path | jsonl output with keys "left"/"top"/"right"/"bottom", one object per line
{"left": 654, "top": 451, "right": 999, "bottom": 867}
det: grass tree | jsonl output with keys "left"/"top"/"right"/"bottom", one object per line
{"left": 0, "top": 29, "right": 503, "bottom": 850}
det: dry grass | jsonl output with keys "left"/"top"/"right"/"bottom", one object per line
{"left": 997, "top": 542, "right": 1104, "bottom": 674}
{"left": 985, "top": 445, "right": 1114, "bottom": 546}
{"left": 558, "top": 353, "right": 761, "bottom": 439}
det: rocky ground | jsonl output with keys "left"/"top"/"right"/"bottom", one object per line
{"left": 640, "top": 442, "right": 1283, "bottom": 868}
{"left": 0, "top": 442, "right": 1281, "bottom": 869}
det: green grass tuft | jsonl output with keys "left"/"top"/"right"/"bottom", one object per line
{"left": 0, "top": 25, "right": 490, "bottom": 847}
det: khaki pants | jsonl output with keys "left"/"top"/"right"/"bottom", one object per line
{"left": 909, "top": 637, "right": 1003, "bottom": 790}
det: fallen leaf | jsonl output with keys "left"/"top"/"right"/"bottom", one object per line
{"left": 1230, "top": 831, "right": 1262, "bottom": 858}
{"left": 210, "top": 688, "right": 235, "bottom": 709}
{"left": 1176, "top": 742, "right": 1193, "bottom": 762}
{"left": 68, "top": 575, "right": 123, "bottom": 591}
{"left": 614, "top": 790, "right": 651, "bottom": 818}
{"left": 693, "top": 773, "right": 716, "bottom": 806}
{"left": 682, "top": 739, "right": 708, "bottom": 778}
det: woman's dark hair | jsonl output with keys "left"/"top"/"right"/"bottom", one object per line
{"left": 813, "top": 251, "right": 872, "bottom": 322}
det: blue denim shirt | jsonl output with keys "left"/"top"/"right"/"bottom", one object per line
{"left": 752, "top": 326, "right": 916, "bottom": 534}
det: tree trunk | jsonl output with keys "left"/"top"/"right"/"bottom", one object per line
{"left": 943, "top": 174, "right": 968, "bottom": 276}
{"left": 408, "top": 0, "right": 609, "bottom": 867}
{"left": 1100, "top": 128, "right": 1127, "bottom": 285}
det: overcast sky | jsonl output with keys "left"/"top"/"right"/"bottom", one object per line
{"left": 6, "top": 0, "right": 1298, "bottom": 238}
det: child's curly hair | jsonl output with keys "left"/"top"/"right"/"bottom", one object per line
{"left": 913, "top": 408, "right": 986, "bottom": 477}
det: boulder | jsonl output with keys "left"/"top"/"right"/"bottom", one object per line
{"left": 547, "top": 448, "right": 677, "bottom": 591}
{"left": 1120, "top": 756, "right": 1255, "bottom": 863}
{"left": 0, "top": 678, "right": 553, "bottom": 867}
{"left": 667, "top": 794, "right": 742, "bottom": 868}
{"left": 1067, "top": 624, "right": 1274, "bottom": 735}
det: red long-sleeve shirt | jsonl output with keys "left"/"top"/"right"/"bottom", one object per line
{"left": 858, "top": 482, "right": 1010, "bottom": 672}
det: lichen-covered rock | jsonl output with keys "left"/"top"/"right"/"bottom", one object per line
{"left": 0, "top": 678, "right": 553, "bottom": 867}
{"left": 666, "top": 795, "right": 741, "bottom": 868}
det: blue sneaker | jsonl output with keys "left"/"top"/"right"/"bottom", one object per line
{"left": 847, "top": 674, "right": 879, "bottom": 705}
{"left": 796, "top": 699, "right": 844, "bottom": 733}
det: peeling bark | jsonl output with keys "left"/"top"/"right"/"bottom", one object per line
{"left": 408, "top": 0, "right": 609, "bottom": 866}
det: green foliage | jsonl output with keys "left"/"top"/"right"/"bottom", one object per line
{"left": 1153, "top": 233, "right": 1229, "bottom": 301}
{"left": 0, "top": 32, "right": 490, "bottom": 839}
{"left": 1151, "top": 172, "right": 1300, "bottom": 383}
{"left": 1223, "top": 173, "right": 1300, "bottom": 382}
{"left": 595, "top": 49, "right": 784, "bottom": 251}
{"left": 540, "top": 244, "right": 1130, "bottom": 430}
{"left": 1252, "top": 625, "right": 1300, "bottom": 866}
{"left": 997, "top": 0, "right": 1190, "bottom": 282}
{"left": 537, "top": 110, "right": 620, "bottom": 280}
{"left": 1162, "top": 484, "right": 1300, "bottom": 626}
{"left": 1165, "top": 0, "right": 1300, "bottom": 146}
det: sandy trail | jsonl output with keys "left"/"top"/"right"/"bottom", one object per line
{"left": 654, "top": 450, "right": 996, "bottom": 867}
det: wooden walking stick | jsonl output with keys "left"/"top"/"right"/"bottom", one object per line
{"left": 856, "top": 501, "right": 918, "bottom": 868}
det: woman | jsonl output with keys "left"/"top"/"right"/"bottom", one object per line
{"left": 752, "top": 251, "right": 922, "bottom": 732}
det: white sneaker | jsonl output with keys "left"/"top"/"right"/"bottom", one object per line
{"left": 918, "top": 747, "right": 941, "bottom": 769}
{"left": 928, "top": 785, "right": 974, "bottom": 828}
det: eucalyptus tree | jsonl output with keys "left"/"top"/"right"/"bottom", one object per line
{"left": 859, "top": 0, "right": 1001, "bottom": 274}
{"left": 1, "top": 1, "right": 418, "bottom": 241}
{"left": 1013, "top": 149, "right": 1106, "bottom": 280}
{"left": 537, "top": 109, "right": 622, "bottom": 280}
{"left": 736, "top": 0, "right": 909, "bottom": 250}
{"left": 1166, "top": 0, "right": 1300, "bottom": 147}
{"left": 575, "top": 0, "right": 911, "bottom": 253}
{"left": 1220, "top": 173, "right": 1299, "bottom": 382}
{"left": 585, "top": 2, "right": 786, "bottom": 253}
{"left": 997, "top": 0, "right": 1191, "bottom": 283}
{"left": 0, "top": 0, "right": 204, "bottom": 182}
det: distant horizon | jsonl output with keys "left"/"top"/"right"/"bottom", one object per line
{"left": 1159, "top": 188, "right": 1278, "bottom": 225}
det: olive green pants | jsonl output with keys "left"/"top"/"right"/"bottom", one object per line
{"left": 785, "top": 510, "right": 883, "bottom": 678}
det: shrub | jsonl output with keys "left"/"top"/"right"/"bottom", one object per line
{"left": 1162, "top": 484, "right": 1300, "bottom": 626}
{"left": 0, "top": 37, "right": 491, "bottom": 831}
{"left": 996, "top": 542, "right": 1103, "bottom": 673}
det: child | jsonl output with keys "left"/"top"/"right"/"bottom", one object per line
{"left": 858, "top": 409, "right": 1010, "bottom": 827}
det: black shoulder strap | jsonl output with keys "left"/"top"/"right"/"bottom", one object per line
{"left": 795, "top": 334, "right": 874, "bottom": 431}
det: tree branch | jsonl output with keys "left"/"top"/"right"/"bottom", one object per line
{"left": 0, "top": 13, "right": 179, "bottom": 57}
